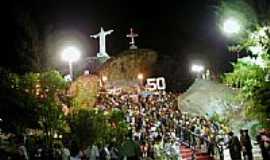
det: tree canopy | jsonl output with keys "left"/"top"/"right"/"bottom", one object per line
{"left": 223, "top": 25, "right": 270, "bottom": 128}
{"left": 0, "top": 69, "right": 68, "bottom": 139}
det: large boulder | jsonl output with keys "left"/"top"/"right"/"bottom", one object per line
{"left": 98, "top": 49, "right": 158, "bottom": 82}
{"left": 69, "top": 49, "right": 158, "bottom": 108}
{"left": 179, "top": 79, "right": 259, "bottom": 133}
{"left": 179, "top": 79, "right": 240, "bottom": 116}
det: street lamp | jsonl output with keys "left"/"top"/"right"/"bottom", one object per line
{"left": 137, "top": 73, "right": 144, "bottom": 86}
{"left": 61, "top": 46, "right": 81, "bottom": 81}
{"left": 191, "top": 64, "right": 204, "bottom": 78}
{"left": 223, "top": 18, "right": 241, "bottom": 35}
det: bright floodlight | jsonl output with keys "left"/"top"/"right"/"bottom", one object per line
{"left": 191, "top": 64, "right": 204, "bottom": 73}
{"left": 223, "top": 18, "right": 241, "bottom": 35}
{"left": 61, "top": 46, "right": 81, "bottom": 63}
{"left": 61, "top": 45, "right": 81, "bottom": 81}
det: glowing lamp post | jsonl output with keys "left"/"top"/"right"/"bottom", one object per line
{"left": 191, "top": 64, "right": 204, "bottom": 78}
{"left": 61, "top": 46, "right": 81, "bottom": 81}
{"left": 137, "top": 73, "right": 144, "bottom": 86}
{"left": 223, "top": 18, "right": 241, "bottom": 35}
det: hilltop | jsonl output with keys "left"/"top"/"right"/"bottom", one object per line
{"left": 69, "top": 49, "right": 158, "bottom": 108}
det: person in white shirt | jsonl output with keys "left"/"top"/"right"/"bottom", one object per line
{"left": 18, "top": 144, "right": 29, "bottom": 160}
{"left": 61, "top": 146, "right": 71, "bottom": 160}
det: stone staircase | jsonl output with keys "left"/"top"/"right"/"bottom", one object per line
{"left": 180, "top": 145, "right": 214, "bottom": 160}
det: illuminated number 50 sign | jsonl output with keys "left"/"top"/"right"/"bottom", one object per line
{"left": 146, "top": 77, "right": 166, "bottom": 90}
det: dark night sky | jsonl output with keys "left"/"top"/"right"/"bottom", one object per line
{"left": 4, "top": 0, "right": 235, "bottom": 91}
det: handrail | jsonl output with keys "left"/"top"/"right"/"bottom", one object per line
{"left": 178, "top": 126, "right": 224, "bottom": 160}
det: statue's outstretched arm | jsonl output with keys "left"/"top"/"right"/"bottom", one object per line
{"left": 106, "top": 30, "right": 114, "bottom": 35}
{"left": 90, "top": 34, "right": 99, "bottom": 38}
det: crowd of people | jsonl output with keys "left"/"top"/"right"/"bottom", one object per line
{"left": 1, "top": 88, "right": 270, "bottom": 160}
{"left": 96, "top": 90, "right": 181, "bottom": 159}
{"left": 94, "top": 89, "right": 270, "bottom": 160}
{"left": 95, "top": 90, "right": 229, "bottom": 159}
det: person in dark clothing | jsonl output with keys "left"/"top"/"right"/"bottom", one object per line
{"left": 240, "top": 129, "right": 253, "bottom": 160}
{"left": 70, "top": 141, "right": 80, "bottom": 158}
{"left": 109, "top": 143, "right": 119, "bottom": 160}
{"left": 227, "top": 131, "right": 242, "bottom": 160}
{"left": 100, "top": 144, "right": 111, "bottom": 160}
{"left": 16, "top": 136, "right": 29, "bottom": 160}
{"left": 256, "top": 130, "right": 270, "bottom": 160}
{"left": 0, "top": 149, "right": 9, "bottom": 160}
{"left": 119, "top": 133, "right": 141, "bottom": 160}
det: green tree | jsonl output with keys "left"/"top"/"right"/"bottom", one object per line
{"left": 0, "top": 68, "right": 40, "bottom": 134}
{"left": 0, "top": 69, "right": 69, "bottom": 147}
{"left": 21, "top": 70, "right": 68, "bottom": 146}
{"left": 68, "top": 108, "right": 128, "bottom": 149}
{"left": 223, "top": 26, "right": 270, "bottom": 128}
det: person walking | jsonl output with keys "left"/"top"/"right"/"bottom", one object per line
{"left": 16, "top": 136, "right": 29, "bottom": 160}
{"left": 84, "top": 144, "right": 100, "bottom": 160}
{"left": 256, "top": 129, "right": 270, "bottom": 160}
{"left": 62, "top": 144, "right": 71, "bottom": 160}
{"left": 100, "top": 144, "right": 111, "bottom": 160}
{"left": 227, "top": 131, "right": 242, "bottom": 160}
{"left": 240, "top": 129, "right": 253, "bottom": 160}
{"left": 119, "top": 133, "right": 141, "bottom": 160}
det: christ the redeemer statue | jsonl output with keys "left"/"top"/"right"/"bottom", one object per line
{"left": 90, "top": 27, "right": 113, "bottom": 60}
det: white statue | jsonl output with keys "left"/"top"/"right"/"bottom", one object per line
{"left": 90, "top": 27, "right": 114, "bottom": 59}
{"left": 126, "top": 28, "right": 138, "bottom": 49}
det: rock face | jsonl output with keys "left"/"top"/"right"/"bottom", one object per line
{"left": 98, "top": 49, "right": 158, "bottom": 82}
{"left": 69, "top": 49, "right": 158, "bottom": 108}
{"left": 179, "top": 79, "right": 240, "bottom": 116}
{"left": 179, "top": 79, "right": 262, "bottom": 137}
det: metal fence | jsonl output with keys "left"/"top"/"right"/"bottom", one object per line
{"left": 177, "top": 126, "right": 224, "bottom": 160}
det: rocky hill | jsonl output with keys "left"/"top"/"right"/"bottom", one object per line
{"left": 179, "top": 79, "right": 239, "bottom": 116}
{"left": 98, "top": 49, "right": 158, "bottom": 82}
{"left": 178, "top": 79, "right": 259, "bottom": 133}
{"left": 68, "top": 49, "right": 158, "bottom": 108}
